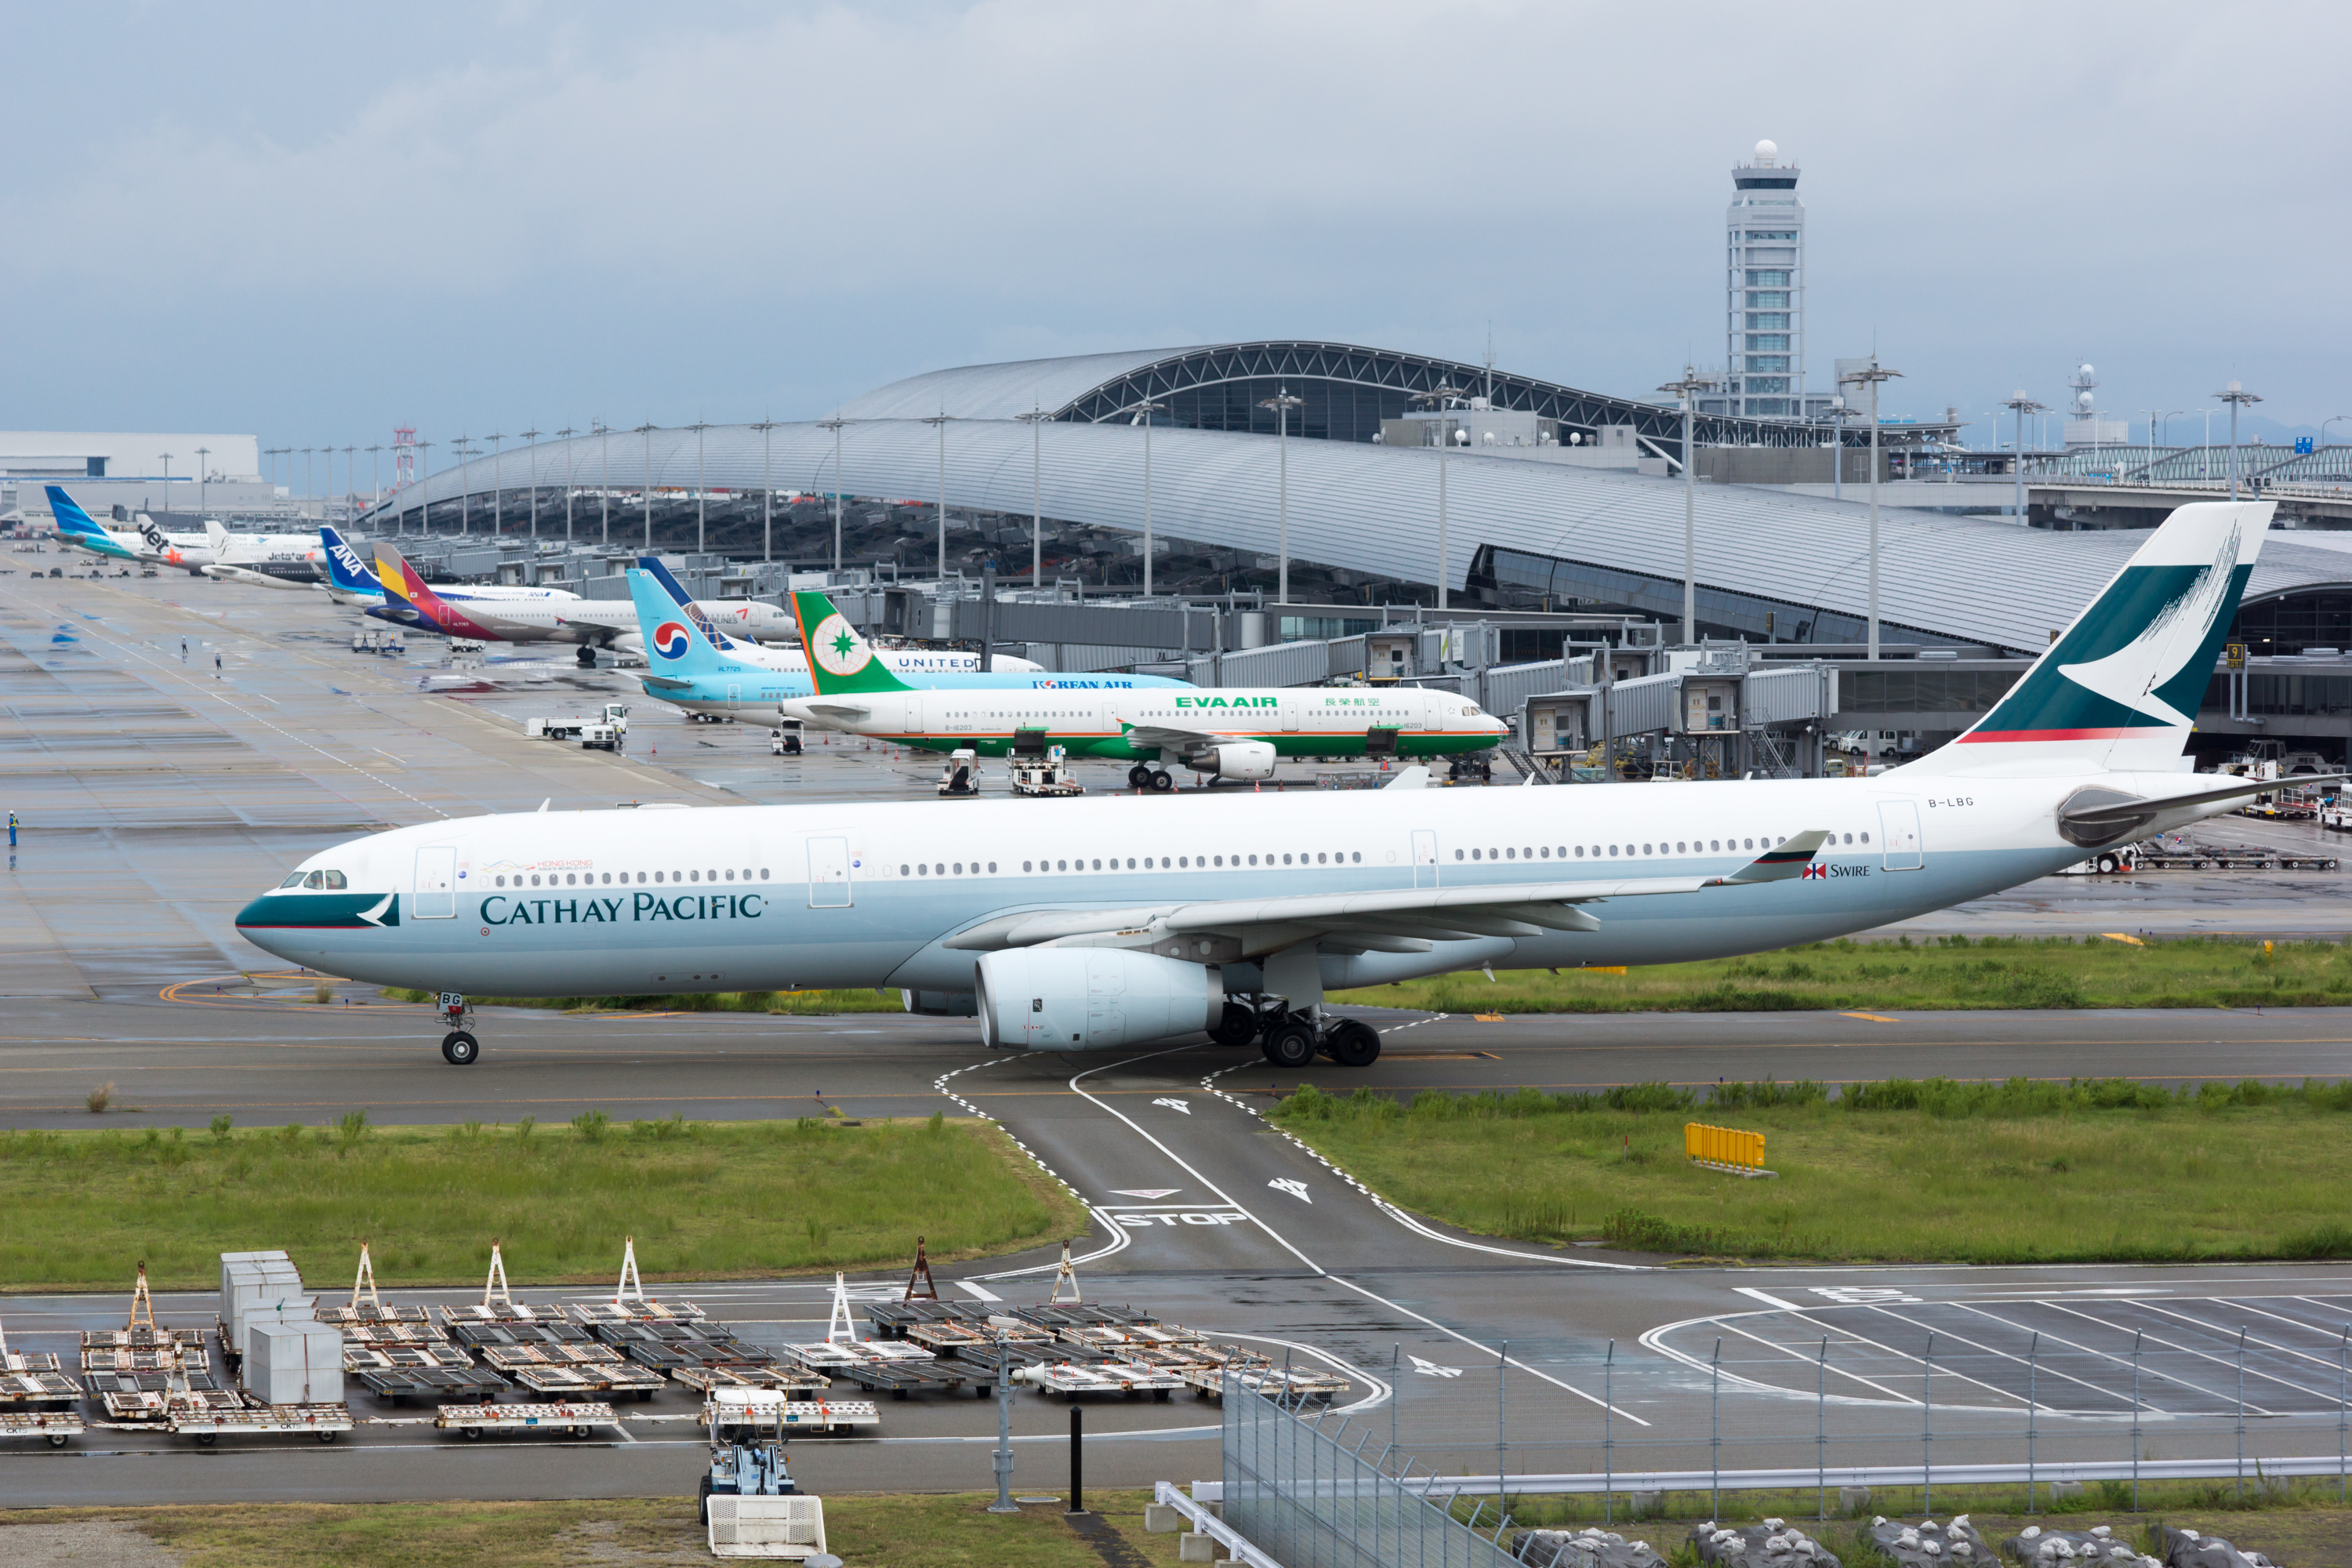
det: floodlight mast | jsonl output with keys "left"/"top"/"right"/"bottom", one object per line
{"left": 1657, "top": 368, "right": 1715, "bottom": 644}
{"left": 2214, "top": 381, "right": 2262, "bottom": 499}
{"left": 1127, "top": 397, "right": 1168, "bottom": 597}
{"left": 635, "top": 424, "right": 659, "bottom": 550}
{"left": 2003, "top": 390, "right": 2048, "bottom": 525}
{"left": 684, "top": 421, "right": 712, "bottom": 554}
{"left": 555, "top": 426, "right": 576, "bottom": 543}
{"left": 920, "top": 412, "right": 954, "bottom": 582}
{"left": 518, "top": 429, "right": 541, "bottom": 541}
{"left": 195, "top": 445, "right": 212, "bottom": 517}
{"left": 1408, "top": 383, "right": 1465, "bottom": 612}
{"left": 1839, "top": 355, "right": 1901, "bottom": 662}
{"left": 816, "top": 417, "right": 848, "bottom": 574}
{"left": 750, "top": 420, "right": 777, "bottom": 564}
{"left": 1016, "top": 407, "right": 1050, "bottom": 590}
{"left": 1258, "top": 387, "right": 1303, "bottom": 604}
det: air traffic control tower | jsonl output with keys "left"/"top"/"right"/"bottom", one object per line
{"left": 1708, "top": 140, "right": 1828, "bottom": 423}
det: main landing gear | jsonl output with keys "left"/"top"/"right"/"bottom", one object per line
{"left": 575, "top": 645, "right": 598, "bottom": 668}
{"left": 437, "top": 992, "right": 481, "bottom": 1065}
{"left": 1219, "top": 996, "right": 1381, "bottom": 1069}
{"left": 1125, "top": 764, "right": 1174, "bottom": 793}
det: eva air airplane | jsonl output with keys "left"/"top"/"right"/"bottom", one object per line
{"left": 238, "top": 501, "right": 2329, "bottom": 1071}
{"left": 619, "top": 560, "right": 1061, "bottom": 720}
{"left": 776, "top": 589, "right": 1508, "bottom": 786}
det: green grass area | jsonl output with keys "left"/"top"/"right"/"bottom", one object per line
{"left": 382, "top": 985, "right": 906, "bottom": 1014}
{"left": 0, "top": 1112, "right": 1083, "bottom": 1293}
{"left": 1269, "top": 1077, "right": 2352, "bottom": 1263}
{"left": 2, "top": 1491, "right": 1175, "bottom": 1568}
{"left": 1332, "top": 934, "right": 2352, "bottom": 1014}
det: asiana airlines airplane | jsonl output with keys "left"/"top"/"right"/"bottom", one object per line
{"left": 238, "top": 503, "right": 2330, "bottom": 1069}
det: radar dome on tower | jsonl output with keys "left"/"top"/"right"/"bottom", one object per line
{"left": 1754, "top": 138, "right": 1779, "bottom": 164}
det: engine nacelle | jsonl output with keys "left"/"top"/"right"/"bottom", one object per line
{"left": 1187, "top": 740, "right": 1276, "bottom": 780}
{"left": 976, "top": 948, "right": 1222, "bottom": 1051}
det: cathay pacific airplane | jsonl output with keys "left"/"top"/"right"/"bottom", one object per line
{"left": 318, "top": 528, "right": 580, "bottom": 610}
{"left": 778, "top": 587, "right": 1502, "bottom": 786}
{"left": 622, "top": 559, "right": 1134, "bottom": 721}
{"left": 365, "top": 543, "right": 795, "bottom": 662}
{"left": 238, "top": 503, "right": 2328, "bottom": 1070}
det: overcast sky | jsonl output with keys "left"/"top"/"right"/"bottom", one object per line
{"left": 11, "top": 1, "right": 2346, "bottom": 467}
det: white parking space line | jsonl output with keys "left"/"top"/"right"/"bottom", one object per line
{"left": 1939, "top": 1301, "right": 2169, "bottom": 1412}
{"left": 2125, "top": 1298, "right": 2352, "bottom": 1380}
{"left": 2027, "top": 1301, "right": 2282, "bottom": 1414}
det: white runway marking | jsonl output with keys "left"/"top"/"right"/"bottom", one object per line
{"left": 1152, "top": 1097, "right": 1191, "bottom": 1114}
{"left": 1409, "top": 1356, "right": 1464, "bottom": 1379}
{"left": 1268, "top": 1178, "right": 1312, "bottom": 1203}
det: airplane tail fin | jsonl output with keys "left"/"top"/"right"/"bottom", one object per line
{"left": 44, "top": 486, "right": 107, "bottom": 539}
{"left": 790, "top": 590, "right": 911, "bottom": 695}
{"left": 368, "top": 542, "right": 471, "bottom": 633}
{"left": 205, "top": 519, "right": 231, "bottom": 554}
{"left": 626, "top": 568, "right": 735, "bottom": 675}
{"left": 319, "top": 527, "right": 379, "bottom": 594}
{"left": 1907, "top": 499, "right": 2273, "bottom": 777}
{"left": 633, "top": 556, "right": 741, "bottom": 652}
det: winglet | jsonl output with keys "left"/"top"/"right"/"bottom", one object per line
{"left": 1710, "top": 829, "right": 1832, "bottom": 885}
{"left": 790, "top": 589, "right": 912, "bottom": 696}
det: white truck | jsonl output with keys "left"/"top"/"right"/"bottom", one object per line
{"left": 526, "top": 703, "right": 630, "bottom": 750}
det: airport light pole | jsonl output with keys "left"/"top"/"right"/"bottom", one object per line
{"left": 365, "top": 445, "right": 380, "bottom": 511}
{"left": 1658, "top": 368, "right": 1715, "bottom": 644}
{"left": 300, "top": 448, "right": 313, "bottom": 516}
{"left": 2215, "top": 381, "right": 2262, "bottom": 499}
{"left": 750, "top": 419, "right": 777, "bottom": 563}
{"left": 519, "top": 429, "right": 541, "bottom": 542}
{"left": 1840, "top": 356, "right": 1901, "bottom": 662}
{"left": 340, "top": 446, "right": 355, "bottom": 521}
{"left": 1127, "top": 397, "right": 1167, "bottom": 597}
{"left": 817, "top": 417, "right": 848, "bottom": 574}
{"left": 2004, "top": 391, "right": 2047, "bottom": 525}
{"left": 413, "top": 441, "right": 434, "bottom": 532}
{"left": 1828, "top": 397, "right": 1847, "bottom": 502}
{"left": 484, "top": 432, "right": 506, "bottom": 536}
{"left": 685, "top": 420, "right": 711, "bottom": 554}
{"left": 555, "top": 427, "right": 576, "bottom": 543}
{"left": 921, "top": 412, "right": 953, "bottom": 582}
{"left": 1016, "top": 406, "right": 1049, "bottom": 590}
{"left": 160, "top": 452, "right": 174, "bottom": 519}
{"left": 1409, "top": 383, "right": 1464, "bottom": 611}
{"left": 595, "top": 422, "right": 611, "bottom": 547}
{"left": 194, "top": 445, "right": 211, "bottom": 517}
{"left": 1258, "top": 387, "right": 1303, "bottom": 604}
{"left": 453, "top": 443, "right": 477, "bottom": 534}
{"left": 636, "top": 424, "right": 658, "bottom": 550}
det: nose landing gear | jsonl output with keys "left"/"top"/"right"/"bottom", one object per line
{"left": 437, "top": 992, "right": 481, "bottom": 1065}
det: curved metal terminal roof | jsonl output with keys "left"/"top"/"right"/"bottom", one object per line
{"left": 837, "top": 340, "right": 1955, "bottom": 449}
{"left": 367, "top": 418, "right": 2348, "bottom": 657}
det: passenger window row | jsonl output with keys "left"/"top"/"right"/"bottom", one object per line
{"left": 1013, "top": 852, "right": 1368, "bottom": 873}
{"left": 1452, "top": 831, "right": 1869, "bottom": 864}
{"left": 491, "top": 867, "right": 769, "bottom": 889}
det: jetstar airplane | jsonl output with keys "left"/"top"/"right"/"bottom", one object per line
{"left": 364, "top": 542, "right": 795, "bottom": 663}
{"left": 776, "top": 588, "right": 1502, "bottom": 786}
{"left": 198, "top": 518, "right": 328, "bottom": 582}
{"left": 237, "top": 502, "right": 2332, "bottom": 1070}
{"left": 621, "top": 558, "right": 1106, "bottom": 720}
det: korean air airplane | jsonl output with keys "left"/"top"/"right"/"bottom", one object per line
{"left": 622, "top": 558, "right": 1099, "bottom": 720}
{"left": 238, "top": 502, "right": 2332, "bottom": 1071}
{"left": 318, "top": 528, "right": 580, "bottom": 610}
{"left": 45, "top": 487, "right": 149, "bottom": 564}
{"left": 777, "top": 588, "right": 1502, "bottom": 786}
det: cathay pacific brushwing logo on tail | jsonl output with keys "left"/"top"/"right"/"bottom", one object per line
{"left": 652, "top": 621, "right": 691, "bottom": 659}
{"left": 1965, "top": 517, "right": 2249, "bottom": 744}
{"left": 810, "top": 613, "right": 871, "bottom": 677}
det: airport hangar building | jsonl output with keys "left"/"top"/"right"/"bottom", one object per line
{"left": 364, "top": 340, "right": 2352, "bottom": 750}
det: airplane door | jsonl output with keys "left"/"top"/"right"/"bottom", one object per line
{"left": 903, "top": 695, "right": 924, "bottom": 733}
{"left": 412, "top": 846, "right": 457, "bottom": 919}
{"left": 725, "top": 683, "right": 741, "bottom": 710}
{"left": 1280, "top": 697, "right": 1301, "bottom": 733}
{"left": 1878, "top": 801, "right": 1924, "bottom": 870}
{"left": 808, "top": 837, "right": 852, "bottom": 907}
{"left": 1412, "top": 829, "right": 1439, "bottom": 887}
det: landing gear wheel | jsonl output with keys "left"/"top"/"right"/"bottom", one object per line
{"left": 1261, "top": 1019, "right": 1316, "bottom": 1070}
{"left": 2095, "top": 852, "right": 2119, "bottom": 874}
{"left": 575, "top": 646, "right": 597, "bottom": 667}
{"left": 1327, "top": 1019, "right": 1381, "bottom": 1068}
{"left": 441, "top": 1031, "right": 480, "bottom": 1065}
{"left": 1210, "top": 1002, "right": 1259, "bottom": 1048}
{"left": 1150, "top": 770, "right": 1174, "bottom": 793}
{"left": 1127, "top": 764, "right": 1152, "bottom": 789}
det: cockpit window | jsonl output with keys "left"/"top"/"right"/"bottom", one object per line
{"left": 302, "top": 871, "right": 324, "bottom": 889}
{"left": 322, "top": 870, "right": 347, "bottom": 890}
{"left": 279, "top": 873, "right": 305, "bottom": 888}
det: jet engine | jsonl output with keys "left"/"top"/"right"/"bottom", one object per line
{"left": 976, "top": 948, "right": 1222, "bottom": 1051}
{"left": 1185, "top": 740, "right": 1276, "bottom": 780}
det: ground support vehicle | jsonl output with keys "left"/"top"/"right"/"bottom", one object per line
{"left": 673, "top": 1367, "right": 829, "bottom": 1398}
{"left": 1023, "top": 1360, "right": 1184, "bottom": 1400}
{"left": 169, "top": 1396, "right": 353, "bottom": 1445}
{"left": 1011, "top": 745, "right": 1082, "bottom": 796}
{"left": 0, "top": 1410, "right": 81, "bottom": 1447}
{"left": 434, "top": 1399, "right": 621, "bottom": 1442}
{"left": 702, "top": 1388, "right": 879, "bottom": 1439}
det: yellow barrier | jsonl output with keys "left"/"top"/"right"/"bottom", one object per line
{"left": 1685, "top": 1121, "right": 1767, "bottom": 1172}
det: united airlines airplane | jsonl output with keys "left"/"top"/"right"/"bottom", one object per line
{"left": 238, "top": 503, "right": 2321, "bottom": 1070}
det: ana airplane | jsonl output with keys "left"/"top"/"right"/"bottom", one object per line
{"left": 45, "top": 488, "right": 147, "bottom": 564}
{"left": 777, "top": 588, "right": 1501, "bottom": 786}
{"left": 318, "top": 527, "right": 580, "bottom": 610}
{"left": 237, "top": 502, "right": 2331, "bottom": 1071}
{"left": 363, "top": 543, "right": 795, "bottom": 662}
{"left": 622, "top": 560, "right": 1121, "bottom": 721}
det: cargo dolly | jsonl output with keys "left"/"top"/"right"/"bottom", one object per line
{"left": 434, "top": 1399, "right": 622, "bottom": 1442}
{"left": 0, "top": 1410, "right": 82, "bottom": 1448}
{"left": 675, "top": 1366, "right": 830, "bottom": 1398}
{"left": 170, "top": 1396, "right": 354, "bottom": 1445}
{"left": 702, "top": 1388, "right": 880, "bottom": 1439}
{"left": 834, "top": 1359, "right": 971, "bottom": 1400}
{"left": 862, "top": 1300, "right": 981, "bottom": 1338}
{"left": 0, "top": 1318, "right": 83, "bottom": 1414}
{"left": 92, "top": 1369, "right": 227, "bottom": 1423}
{"left": 1023, "top": 1360, "right": 1185, "bottom": 1400}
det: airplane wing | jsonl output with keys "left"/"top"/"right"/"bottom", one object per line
{"left": 1120, "top": 721, "right": 1236, "bottom": 751}
{"left": 943, "top": 831, "right": 1831, "bottom": 956}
